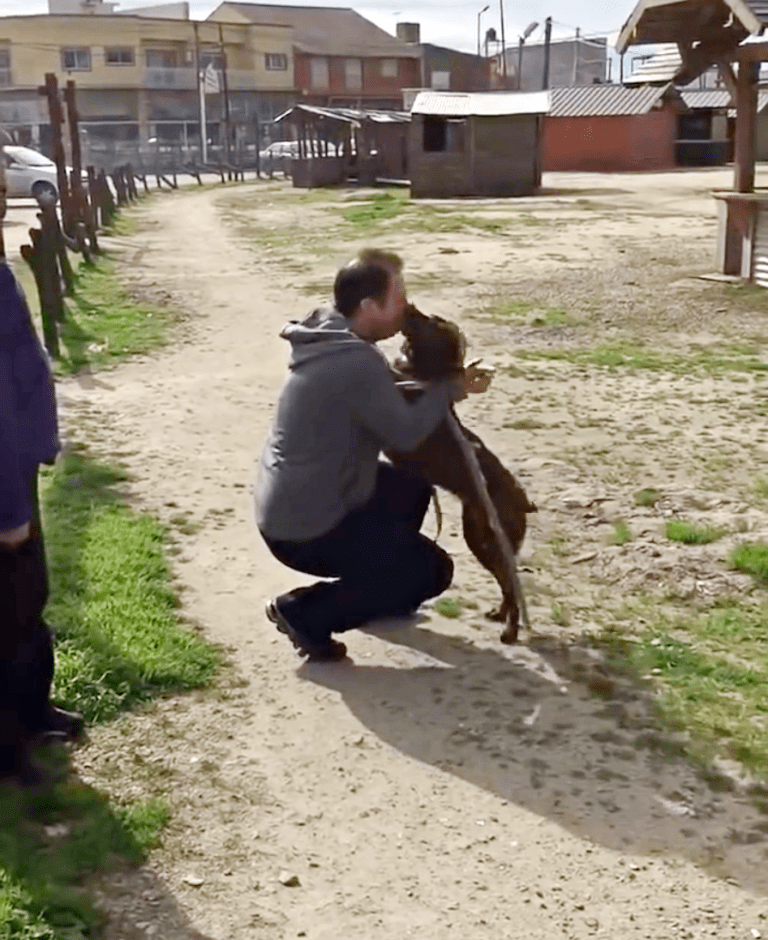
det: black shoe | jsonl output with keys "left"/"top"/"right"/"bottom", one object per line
{"left": 37, "top": 706, "right": 85, "bottom": 742}
{"left": 265, "top": 600, "right": 348, "bottom": 663}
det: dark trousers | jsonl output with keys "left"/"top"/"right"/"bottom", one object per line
{"left": 0, "top": 472, "right": 54, "bottom": 773}
{"left": 262, "top": 462, "right": 453, "bottom": 644}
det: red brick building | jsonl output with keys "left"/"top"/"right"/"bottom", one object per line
{"left": 209, "top": 3, "right": 421, "bottom": 109}
{"left": 542, "top": 84, "right": 682, "bottom": 173}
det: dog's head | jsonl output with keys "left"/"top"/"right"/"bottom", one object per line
{"left": 398, "top": 303, "right": 467, "bottom": 381}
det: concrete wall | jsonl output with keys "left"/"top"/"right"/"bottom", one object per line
{"left": 410, "top": 112, "right": 540, "bottom": 198}
{"left": 542, "top": 109, "right": 677, "bottom": 172}
{"left": 502, "top": 38, "right": 607, "bottom": 91}
{"left": 421, "top": 44, "right": 489, "bottom": 92}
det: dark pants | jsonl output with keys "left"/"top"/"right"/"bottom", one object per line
{"left": 0, "top": 472, "right": 55, "bottom": 774}
{"left": 262, "top": 462, "right": 453, "bottom": 644}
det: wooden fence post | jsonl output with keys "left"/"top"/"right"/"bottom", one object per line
{"left": 39, "top": 73, "right": 74, "bottom": 236}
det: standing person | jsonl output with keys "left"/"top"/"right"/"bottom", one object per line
{"left": 256, "top": 250, "right": 490, "bottom": 662}
{"left": 0, "top": 260, "right": 84, "bottom": 788}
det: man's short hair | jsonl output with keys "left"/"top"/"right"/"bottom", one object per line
{"left": 334, "top": 260, "right": 390, "bottom": 317}
{"left": 357, "top": 248, "right": 404, "bottom": 274}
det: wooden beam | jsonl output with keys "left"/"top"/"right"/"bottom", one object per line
{"left": 737, "top": 41, "right": 768, "bottom": 63}
{"left": 734, "top": 60, "right": 759, "bottom": 193}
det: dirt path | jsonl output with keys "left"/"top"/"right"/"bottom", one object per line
{"left": 62, "top": 183, "right": 768, "bottom": 939}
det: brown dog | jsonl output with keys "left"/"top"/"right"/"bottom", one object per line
{"left": 386, "top": 303, "right": 537, "bottom": 644}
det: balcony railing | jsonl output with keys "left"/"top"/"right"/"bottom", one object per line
{"left": 143, "top": 67, "right": 265, "bottom": 92}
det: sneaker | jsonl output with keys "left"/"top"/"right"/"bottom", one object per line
{"left": 265, "top": 599, "right": 347, "bottom": 662}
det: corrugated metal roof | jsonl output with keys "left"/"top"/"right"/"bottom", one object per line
{"left": 624, "top": 44, "right": 681, "bottom": 85}
{"left": 273, "top": 104, "right": 410, "bottom": 126}
{"left": 681, "top": 89, "right": 732, "bottom": 109}
{"left": 411, "top": 91, "right": 550, "bottom": 117}
{"left": 744, "top": 0, "right": 768, "bottom": 23}
{"left": 549, "top": 83, "right": 670, "bottom": 117}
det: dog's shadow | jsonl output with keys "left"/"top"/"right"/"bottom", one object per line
{"left": 299, "top": 619, "right": 768, "bottom": 893}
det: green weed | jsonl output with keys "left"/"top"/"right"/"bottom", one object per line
{"left": 730, "top": 542, "right": 768, "bottom": 584}
{"left": 665, "top": 520, "right": 726, "bottom": 545}
{"left": 612, "top": 520, "right": 633, "bottom": 546}
{"left": 635, "top": 488, "right": 660, "bottom": 508}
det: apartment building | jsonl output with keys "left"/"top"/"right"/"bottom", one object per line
{"left": 209, "top": 3, "right": 421, "bottom": 109}
{"left": 0, "top": 12, "right": 295, "bottom": 162}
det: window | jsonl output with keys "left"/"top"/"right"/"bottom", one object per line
{"left": 61, "top": 47, "right": 91, "bottom": 72}
{"left": 345, "top": 58, "right": 362, "bottom": 91}
{"left": 105, "top": 47, "right": 135, "bottom": 66}
{"left": 200, "top": 52, "right": 223, "bottom": 71}
{"left": 430, "top": 70, "right": 451, "bottom": 91}
{"left": 423, "top": 116, "right": 465, "bottom": 153}
{"left": 0, "top": 49, "right": 10, "bottom": 86}
{"left": 310, "top": 56, "right": 329, "bottom": 89}
{"left": 265, "top": 53, "right": 288, "bottom": 71}
{"left": 145, "top": 48, "right": 179, "bottom": 69}
{"left": 381, "top": 58, "right": 397, "bottom": 78}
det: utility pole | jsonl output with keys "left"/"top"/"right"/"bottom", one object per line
{"left": 572, "top": 27, "right": 580, "bottom": 84}
{"left": 499, "top": 0, "right": 507, "bottom": 85}
{"left": 542, "top": 17, "right": 553, "bottom": 90}
{"left": 193, "top": 22, "right": 208, "bottom": 165}
{"left": 218, "top": 23, "right": 232, "bottom": 168}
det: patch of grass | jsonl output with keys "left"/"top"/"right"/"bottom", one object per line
{"left": 531, "top": 308, "right": 578, "bottom": 327}
{"left": 56, "top": 259, "right": 174, "bottom": 375}
{"left": 0, "top": 777, "right": 168, "bottom": 940}
{"left": 597, "top": 600, "right": 768, "bottom": 778}
{"left": 342, "top": 191, "right": 409, "bottom": 228}
{"left": 754, "top": 477, "right": 768, "bottom": 502}
{"left": 505, "top": 417, "right": 545, "bottom": 430}
{"left": 612, "top": 520, "right": 633, "bottom": 546}
{"left": 42, "top": 448, "right": 220, "bottom": 722}
{"left": 551, "top": 601, "right": 571, "bottom": 627}
{"left": 730, "top": 542, "right": 768, "bottom": 584}
{"left": 635, "top": 488, "right": 659, "bottom": 508}
{"left": 434, "top": 596, "right": 478, "bottom": 619}
{"left": 665, "top": 520, "right": 726, "bottom": 545}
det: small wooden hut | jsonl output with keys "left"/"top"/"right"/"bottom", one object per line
{"left": 408, "top": 91, "right": 550, "bottom": 199}
{"left": 272, "top": 103, "right": 410, "bottom": 188}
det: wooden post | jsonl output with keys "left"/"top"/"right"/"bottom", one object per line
{"left": 218, "top": 23, "right": 232, "bottom": 173}
{"left": 40, "top": 73, "right": 73, "bottom": 236}
{"left": 734, "top": 60, "right": 759, "bottom": 194}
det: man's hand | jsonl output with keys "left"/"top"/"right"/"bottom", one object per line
{"left": 0, "top": 523, "right": 31, "bottom": 548}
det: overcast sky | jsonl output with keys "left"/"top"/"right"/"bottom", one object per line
{"left": 0, "top": 1, "right": 638, "bottom": 54}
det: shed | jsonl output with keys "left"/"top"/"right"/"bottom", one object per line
{"left": 273, "top": 104, "right": 410, "bottom": 187}
{"left": 542, "top": 84, "right": 682, "bottom": 172}
{"left": 409, "top": 91, "right": 550, "bottom": 199}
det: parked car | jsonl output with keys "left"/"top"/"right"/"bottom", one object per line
{"left": 2, "top": 146, "right": 60, "bottom": 200}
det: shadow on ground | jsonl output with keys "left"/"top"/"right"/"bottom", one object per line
{"left": 300, "top": 618, "right": 768, "bottom": 894}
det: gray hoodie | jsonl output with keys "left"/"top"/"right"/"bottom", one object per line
{"left": 255, "top": 307, "right": 455, "bottom": 542}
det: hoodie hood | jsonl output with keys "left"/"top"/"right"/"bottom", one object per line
{"left": 281, "top": 307, "right": 367, "bottom": 368}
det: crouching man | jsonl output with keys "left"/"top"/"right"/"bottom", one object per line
{"left": 1, "top": 261, "right": 84, "bottom": 788}
{"left": 255, "top": 250, "right": 489, "bottom": 662}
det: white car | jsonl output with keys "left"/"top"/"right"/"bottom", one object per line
{"left": 2, "top": 145, "right": 60, "bottom": 200}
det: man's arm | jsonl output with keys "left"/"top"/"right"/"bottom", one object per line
{"left": 350, "top": 348, "right": 457, "bottom": 452}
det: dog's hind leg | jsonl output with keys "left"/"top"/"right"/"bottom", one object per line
{"left": 461, "top": 504, "right": 520, "bottom": 638}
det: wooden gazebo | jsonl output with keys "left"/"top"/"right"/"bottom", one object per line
{"left": 618, "top": 0, "right": 768, "bottom": 283}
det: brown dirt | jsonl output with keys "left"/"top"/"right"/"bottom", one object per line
{"left": 58, "top": 171, "right": 768, "bottom": 939}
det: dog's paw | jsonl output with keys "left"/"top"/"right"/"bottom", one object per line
{"left": 500, "top": 624, "right": 520, "bottom": 645}
{"left": 485, "top": 607, "right": 506, "bottom": 623}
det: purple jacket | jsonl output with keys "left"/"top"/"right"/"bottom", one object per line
{"left": 0, "top": 262, "right": 59, "bottom": 530}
